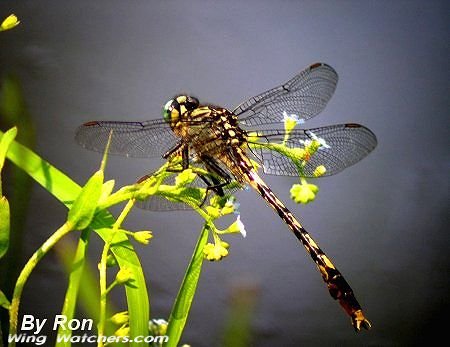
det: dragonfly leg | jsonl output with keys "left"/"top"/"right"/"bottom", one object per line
{"left": 198, "top": 155, "right": 233, "bottom": 206}
{"left": 163, "top": 141, "right": 183, "bottom": 159}
{"left": 196, "top": 174, "right": 220, "bottom": 207}
{"left": 165, "top": 143, "right": 190, "bottom": 172}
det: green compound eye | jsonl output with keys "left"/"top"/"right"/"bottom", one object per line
{"left": 162, "top": 99, "right": 175, "bottom": 123}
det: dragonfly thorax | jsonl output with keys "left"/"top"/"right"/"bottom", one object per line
{"left": 163, "top": 95, "right": 247, "bottom": 149}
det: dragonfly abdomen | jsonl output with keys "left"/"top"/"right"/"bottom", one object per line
{"left": 232, "top": 147, "right": 371, "bottom": 330}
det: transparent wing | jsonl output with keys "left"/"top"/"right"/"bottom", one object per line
{"left": 234, "top": 63, "right": 338, "bottom": 127}
{"left": 248, "top": 124, "right": 377, "bottom": 177}
{"left": 75, "top": 119, "right": 178, "bottom": 158}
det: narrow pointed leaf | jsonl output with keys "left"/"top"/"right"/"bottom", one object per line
{"left": 0, "top": 289, "right": 10, "bottom": 309}
{"left": 0, "top": 196, "right": 10, "bottom": 258}
{"left": 67, "top": 170, "right": 104, "bottom": 230}
{"left": 0, "top": 126, "right": 17, "bottom": 171}
{"left": 165, "top": 226, "right": 208, "bottom": 347}
{"left": 0, "top": 127, "right": 16, "bottom": 258}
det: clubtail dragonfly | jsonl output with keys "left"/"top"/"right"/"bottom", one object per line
{"left": 75, "top": 62, "right": 376, "bottom": 331}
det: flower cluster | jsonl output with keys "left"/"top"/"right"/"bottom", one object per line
{"left": 282, "top": 116, "right": 329, "bottom": 204}
{"left": 202, "top": 196, "right": 246, "bottom": 261}
{"left": 203, "top": 240, "right": 230, "bottom": 261}
{"left": 290, "top": 180, "right": 319, "bottom": 204}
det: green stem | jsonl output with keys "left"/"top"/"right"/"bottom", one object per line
{"left": 105, "top": 280, "right": 118, "bottom": 296}
{"left": 56, "top": 228, "right": 91, "bottom": 347}
{"left": 97, "top": 241, "right": 109, "bottom": 347}
{"left": 97, "top": 199, "right": 135, "bottom": 347}
{"left": 8, "top": 221, "right": 73, "bottom": 346}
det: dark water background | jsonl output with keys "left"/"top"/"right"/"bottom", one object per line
{"left": 0, "top": 1, "right": 449, "bottom": 346}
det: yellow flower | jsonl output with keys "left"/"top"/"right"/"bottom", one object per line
{"left": 115, "top": 267, "right": 133, "bottom": 284}
{"left": 290, "top": 182, "right": 319, "bottom": 204}
{"left": 114, "top": 325, "right": 130, "bottom": 337}
{"left": 304, "top": 139, "right": 321, "bottom": 156}
{"left": 109, "top": 311, "right": 129, "bottom": 325}
{"left": 220, "top": 197, "right": 239, "bottom": 216}
{"left": 0, "top": 14, "right": 20, "bottom": 32}
{"left": 283, "top": 111, "right": 299, "bottom": 133}
{"left": 313, "top": 165, "right": 327, "bottom": 177}
{"left": 283, "top": 112, "right": 304, "bottom": 144}
{"left": 205, "top": 205, "right": 221, "bottom": 219}
{"left": 133, "top": 230, "right": 153, "bottom": 245}
{"left": 203, "top": 241, "right": 229, "bottom": 261}
{"left": 224, "top": 215, "right": 246, "bottom": 237}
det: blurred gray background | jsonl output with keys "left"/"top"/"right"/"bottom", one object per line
{"left": 0, "top": 1, "right": 449, "bottom": 346}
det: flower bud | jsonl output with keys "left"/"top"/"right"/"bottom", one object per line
{"left": 115, "top": 267, "right": 133, "bottom": 284}
{"left": 313, "top": 165, "right": 327, "bottom": 177}
{"left": 0, "top": 14, "right": 20, "bottom": 32}
{"left": 109, "top": 311, "right": 129, "bottom": 325}
{"left": 114, "top": 325, "right": 130, "bottom": 337}
{"left": 106, "top": 254, "right": 117, "bottom": 267}
{"left": 133, "top": 230, "right": 153, "bottom": 245}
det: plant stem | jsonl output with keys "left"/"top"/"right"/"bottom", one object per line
{"left": 8, "top": 221, "right": 73, "bottom": 346}
{"left": 97, "top": 199, "right": 135, "bottom": 347}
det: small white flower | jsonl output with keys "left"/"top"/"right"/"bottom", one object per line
{"left": 308, "top": 131, "right": 331, "bottom": 149}
{"left": 236, "top": 215, "right": 246, "bottom": 238}
{"left": 299, "top": 139, "right": 312, "bottom": 147}
{"left": 282, "top": 111, "right": 299, "bottom": 123}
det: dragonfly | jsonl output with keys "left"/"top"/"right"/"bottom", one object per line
{"left": 75, "top": 62, "right": 376, "bottom": 331}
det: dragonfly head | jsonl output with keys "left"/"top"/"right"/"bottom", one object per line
{"left": 162, "top": 95, "right": 199, "bottom": 123}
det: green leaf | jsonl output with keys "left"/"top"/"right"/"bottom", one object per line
{"left": 0, "top": 126, "right": 17, "bottom": 171}
{"left": 0, "top": 127, "right": 15, "bottom": 258}
{"left": 165, "top": 226, "right": 209, "bottom": 347}
{"left": 98, "top": 179, "right": 115, "bottom": 204}
{"left": 0, "top": 196, "right": 10, "bottom": 259}
{"left": 67, "top": 170, "right": 104, "bottom": 230}
{"left": 0, "top": 288, "right": 10, "bottom": 309}
{"left": 0, "top": 129, "right": 149, "bottom": 346}
{"left": 0, "top": 126, "right": 17, "bottom": 196}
